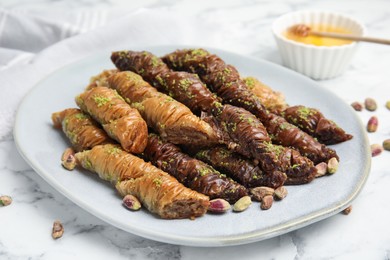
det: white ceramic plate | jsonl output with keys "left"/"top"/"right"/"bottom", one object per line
{"left": 14, "top": 46, "right": 371, "bottom": 247}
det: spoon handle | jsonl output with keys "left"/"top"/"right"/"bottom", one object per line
{"left": 310, "top": 31, "right": 390, "bottom": 45}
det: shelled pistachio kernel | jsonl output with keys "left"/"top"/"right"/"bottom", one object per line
{"left": 315, "top": 162, "right": 328, "bottom": 177}
{"left": 371, "top": 144, "right": 383, "bottom": 157}
{"left": 366, "top": 116, "right": 378, "bottom": 133}
{"left": 386, "top": 101, "right": 390, "bottom": 110}
{"left": 52, "top": 220, "right": 64, "bottom": 239}
{"left": 383, "top": 139, "right": 390, "bottom": 151}
{"left": 233, "top": 196, "right": 252, "bottom": 212}
{"left": 123, "top": 195, "right": 141, "bottom": 211}
{"left": 250, "top": 186, "right": 274, "bottom": 201}
{"left": 61, "top": 147, "right": 76, "bottom": 170}
{"left": 274, "top": 186, "right": 288, "bottom": 200}
{"left": 364, "top": 98, "right": 377, "bottom": 111}
{"left": 0, "top": 195, "right": 12, "bottom": 206}
{"left": 327, "top": 157, "right": 339, "bottom": 174}
{"left": 208, "top": 198, "right": 231, "bottom": 213}
{"left": 260, "top": 195, "right": 273, "bottom": 210}
{"left": 351, "top": 101, "right": 363, "bottom": 111}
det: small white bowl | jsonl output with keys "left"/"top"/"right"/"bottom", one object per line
{"left": 272, "top": 10, "right": 365, "bottom": 80}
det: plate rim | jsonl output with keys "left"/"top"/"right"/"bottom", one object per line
{"left": 13, "top": 45, "right": 371, "bottom": 247}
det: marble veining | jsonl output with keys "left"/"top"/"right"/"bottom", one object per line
{"left": 1, "top": 0, "right": 390, "bottom": 259}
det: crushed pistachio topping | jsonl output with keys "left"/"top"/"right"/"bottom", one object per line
{"left": 216, "top": 71, "right": 226, "bottom": 82}
{"left": 225, "top": 82, "right": 233, "bottom": 88}
{"left": 125, "top": 71, "right": 143, "bottom": 81}
{"left": 212, "top": 102, "right": 224, "bottom": 116}
{"left": 93, "top": 95, "right": 111, "bottom": 107}
{"left": 291, "top": 164, "right": 300, "bottom": 169}
{"left": 196, "top": 150, "right": 208, "bottom": 159}
{"left": 118, "top": 51, "right": 129, "bottom": 58}
{"left": 105, "top": 146, "right": 122, "bottom": 155}
{"left": 191, "top": 49, "right": 208, "bottom": 57}
{"left": 151, "top": 56, "right": 163, "bottom": 67}
{"left": 199, "top": 167, "right": 213, "bottom": 176}
{"left": 131, "top": 102, "right": 145, "bottom": 111}
{"left": 66, "top": 130, "right": 77, "bottom": 143}
{"left": 238, "top": 114, "right": 256, "bottom": 126}
{"left": 242, "top": 100, "right": 254, "bottom": 108}
{"left": 219, "top": 173, "right": 227, "bottom": 178}
{"left": 214, "top": 102, "right": 223, "bottom": 109}
{"left": 264, "top": 142, "right": 284, "bottom": 157}
{"left": 226, "top": 121, "right": 237, "bottom": 132}
{"left": 244, "top": 77, "right": 256, "bottom": 89}
{"left": 223, "top": 67, "right": 232, "bottom": 74}
{"left": 297, "top": 106, "right": 314, "bottom": 120}
{"left": 84, "top": 158, "right": 93, "bottom": 170}
{"left": 178, "top": 78, "right": 192, "bottom": 91}
{"left": 155, "top": 75, "right": 166, "bottom": 87}
{"left": 63, "top": 117, "right": 70, "bottom": 128}
{"left": 153, "top": 178, "right": 163, "bottom": 187}
{"left": 217, "top": 149, "right": 231, "bottom": 159}
{"left": 160, "top": 96, "right": 174, "bottom": 104}
{"left": 75, "top": 113, "right": 89, "bottom": 120}
{"left": 246, "top": 117, "right": 255, "bottom": 125}
{"left": 279, "top": 122, "right": 292, "bottom": 131}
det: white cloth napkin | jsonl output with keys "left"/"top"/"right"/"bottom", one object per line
{"left": 0, "top": 8, "right": 221, "bottom": 141}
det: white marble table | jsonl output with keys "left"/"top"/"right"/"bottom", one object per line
{"left": 1, "top": 0, "right": 390, "bottom": 259}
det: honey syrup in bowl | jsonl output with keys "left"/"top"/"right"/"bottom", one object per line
{"left": 284, "top": 24, "right": 353, "bottom": 46}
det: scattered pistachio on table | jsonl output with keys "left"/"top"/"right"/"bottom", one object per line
{"left": 233, "top": 196, "right": 252, "bottom": 212}
{"left": 383, "top": 139, "right": 390, "bottom": 151}
{"left": 385, "top": 100, "right": 390, "bottom": 110}
{"left": 351, "top": 101, "right": 363, "bottom": 111}
{"left": 342, "top": 205, "right": 352, "bottom": 215}
{"left": 364, "top": 98, "right": 377, "bottom": 111}
{"left": 208, "top": 198, "right": 231, "bottom": 213}
{"left": 371, "top": 144, "right": 383, "bottom": 157}
{"left": 0, "top": 195, "right": 12, "bottom": 206}
{"left": 367, "top": 116, "right": 378, "bottom": 133}
{"left": 52, "top": 220, "right": 64, "bottom": 239}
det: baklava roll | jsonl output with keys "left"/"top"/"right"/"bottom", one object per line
{"left": 282, "top": 105, "right": 353, "bottom": 145}
{"left": 75, "top": 86, "right": 148, "bottom": 153}
{"left": 243, "top": 77, "right": 352, "bottom": 145}
{"left": 144, "top": 134, "right": 248, "bottom": 203}
{"left": 243, "top": 77, "right": 287, "bottom": 114}
{"left": 195, "top": 146, "right": 287, "bottom": 188}
{"left": 111, "top": 50, "right": 219, "bottom": 115}
{"left": 75, "top": 144, "right": 210, "bottom": 219}
{"left": 51, "top": 108, "right": 111, "bottom": 151}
